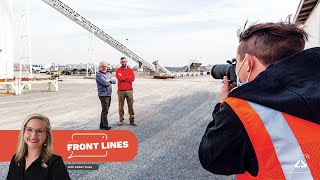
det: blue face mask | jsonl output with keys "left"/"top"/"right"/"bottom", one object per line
{"left": 236, "top": 72, "right": 247, "bottom": 87}
{"left": 236, "top": 58, "right": 251, "bottom": 87}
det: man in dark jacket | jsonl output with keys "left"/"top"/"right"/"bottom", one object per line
{"left": 199, "top": 22, "right": 320, "bottom": 176}
{"left": 96, "top": 61, "right": 116, "bottom": 130}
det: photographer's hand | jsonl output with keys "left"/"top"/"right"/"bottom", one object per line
{"left": 220, "top": 76, "right": 235, "bottom": 103}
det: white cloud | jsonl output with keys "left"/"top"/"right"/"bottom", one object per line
{"left": 10, "top": 0, "right": 301, "bottom": 67}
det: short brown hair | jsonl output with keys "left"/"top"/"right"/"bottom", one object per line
{"left": 237, "top": 22, "right": 308, "bottom": 65}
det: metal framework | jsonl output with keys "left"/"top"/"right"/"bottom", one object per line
{"left": 87, "top": 29, "right": 96, "bottom": 77}
{"left": 20, "top": 0, "right": 33, "bottom": 80}
{"left": 42, "top": 0, "right": 172, "bottom": 74}
{"left": 152, "top": 61, "right": 172, "bottom": 74}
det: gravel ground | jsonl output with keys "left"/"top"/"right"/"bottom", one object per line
{"left": 0, "top": 75, "right": 235, "bottom": 180}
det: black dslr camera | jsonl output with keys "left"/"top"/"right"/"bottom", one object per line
{"left": 211, "top": 58, "right": 237, "bottom": 85}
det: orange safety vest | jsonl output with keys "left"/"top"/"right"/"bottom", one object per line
{"left": 225, "top": 97, "right": 320, "bottom": 180}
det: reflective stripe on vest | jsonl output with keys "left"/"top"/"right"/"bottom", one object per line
{"left": 225, "top": 97, "right": 319, "bottom": 180}
{"left": 249, "top": 102, "right": 313, "bottom": 180}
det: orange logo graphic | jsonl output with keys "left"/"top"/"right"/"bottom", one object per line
{"left": 0, "top": 130, "right": 138, "bottom": 162}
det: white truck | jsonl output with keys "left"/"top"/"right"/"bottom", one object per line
{"left": 32, "top": 64, "right": 44, "bottom": 73}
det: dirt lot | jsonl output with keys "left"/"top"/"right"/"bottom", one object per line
{"left": 0, "top": 75, "right": 234, "bottom": 180}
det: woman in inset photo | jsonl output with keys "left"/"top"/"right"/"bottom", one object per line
{"left": 7, "top": 113, "right": 71, "bottom": 180}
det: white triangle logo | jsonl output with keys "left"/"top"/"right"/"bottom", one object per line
{"left": 294, "top": 160, "right": 307, "bottom": 168}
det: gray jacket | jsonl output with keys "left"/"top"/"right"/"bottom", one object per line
{"left": 96, "top": 70, "right": 116, "bottom": 96}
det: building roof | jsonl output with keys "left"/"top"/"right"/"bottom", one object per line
{"left": 293, "top": 0, "right": 320, "bottom": 24}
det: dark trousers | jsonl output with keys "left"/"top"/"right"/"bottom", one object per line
{"left": 99, "top": 96, "right": 111, "bottom": 128}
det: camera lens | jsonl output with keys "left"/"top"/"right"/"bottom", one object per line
{"left": 211, "top": 64, "right": 231, "bottom": 79}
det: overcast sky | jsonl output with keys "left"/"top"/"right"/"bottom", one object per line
{"left": 11, "top": 0, "right": 301, "bottom": 67}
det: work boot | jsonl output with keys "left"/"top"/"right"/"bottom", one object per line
{"left": 117, "top": 121, "right": 124, "bottom": 126}
{"left": 129, "top": 119, "right": 137, "bottom": 126}
{"left": 105, "top": 126, "right": 111, "bottom": 130}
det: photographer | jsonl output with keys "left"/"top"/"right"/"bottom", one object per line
{"left": 199, "top": 22, "right": 320, "bottom": 179}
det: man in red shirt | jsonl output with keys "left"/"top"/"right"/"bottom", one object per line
{"left": 116, "top": 57, "right": 137, "bottom": 126}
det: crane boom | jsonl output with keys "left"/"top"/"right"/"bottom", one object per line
{"left": 42, "top": 0, "right": 169, "bottom": 72}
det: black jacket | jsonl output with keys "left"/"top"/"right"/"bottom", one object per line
{"left": 7, "top": 154, "right": 71, "bottom": 180}
{"left": 198, "top": 47, "right": 320, "bottom": 176}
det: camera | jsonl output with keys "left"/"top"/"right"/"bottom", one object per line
{"left": 211, "top": 58, "right": 237, "bottom": 84}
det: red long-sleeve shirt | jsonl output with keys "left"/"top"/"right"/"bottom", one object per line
{"left": 115, "top": 67, "right": 135, "bottom": 90}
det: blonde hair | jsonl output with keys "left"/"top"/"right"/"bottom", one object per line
{"left": 14, "top": 113, "right": 53, "bottom": 168}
